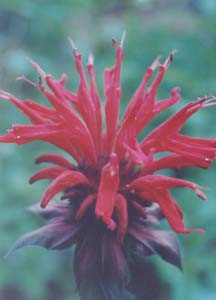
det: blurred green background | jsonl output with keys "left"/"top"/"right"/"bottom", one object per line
{"left": 0, "top": 0, "right": 216, "bottom": 299}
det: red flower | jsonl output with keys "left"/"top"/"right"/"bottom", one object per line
{"left": 1, "top": 37, "right": 215, "bottom": 238}
{"left": 2, "top": 36, "right": 216, "bottom": 299}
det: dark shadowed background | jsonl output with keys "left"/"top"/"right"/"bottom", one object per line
{"left": 0, "top": 0, "right": 216, "bottom": 299}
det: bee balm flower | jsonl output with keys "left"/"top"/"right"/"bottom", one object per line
{"left": 1, "top": 36, "right": 215, "bottom": 299}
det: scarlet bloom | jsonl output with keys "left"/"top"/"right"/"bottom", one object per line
{"left": 1, "top": 36, "right": 216, "bottom": 299}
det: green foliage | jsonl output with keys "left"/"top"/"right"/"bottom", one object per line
{"left": 1, "top": 0, "right": 216, "bottom": 299}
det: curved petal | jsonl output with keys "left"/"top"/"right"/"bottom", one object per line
{"left": 151, "top": 190, "right": 205, "bottom": 234}
{"left": 75, "top": 194, "right": 95, "bottom": 220}
{"left": 140, "top": 153, "right": 212, "bottom": 175}
{"left": 35, "top": 152, "right": 74, "bottom": 169}
{"left": 41, "top": 170, "right": 89, "bottom": 208}
{"left": 128, "top": 174, "right": 206, "bottom": 200}
{"left": 29, "top": 166, "right": 66, "bottom": 184}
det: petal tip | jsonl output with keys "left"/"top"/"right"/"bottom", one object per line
{"left": 120, "top": 31, "right": 126, "bottom": 47}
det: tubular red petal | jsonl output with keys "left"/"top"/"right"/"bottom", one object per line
{"left": 87, "top": 53, "right": 102, "bottom": 154}
{"left": 165, "top": 136, "right": 216, "bottom": 163}
{"left": 69, "top": 43, "right": 100, "bottom": 155}
{"left": 76, "top": 84, "right": 98, "bottom": 153}
{"left": 0, "top": 92, "right": 47, "bottom": 124}
{"left": 104, "top": 44, "right": 124, "bottom": 154}
{"left": 46, "top": 74, "right": 78, "bottom": 104}
{"left": 152, "top": 190, "right": 204, "bottom": 234}
{"left": 133, "top": 53, "right": 175, "bottom": 135}
{"left": 177, "top": 133, "right": 216, "bottom": 147}
{"left": 140, "top": 154, "right": 211, "bottom": 176}
{"left": 35, "top": 153, "right": 74, "bottom": 169}
{"left": 12, "top": 123, "right": 64, "bottom": 141}
{"left": 95, "top": 153, "right": 119, "bottom": 224}
{"left": 114, "top": 65, "right": 155, "bottom": 158}
{"left": 87, "top": 53, "right": 101, "bottom": 110}
{"left": 27, "top": 57, "right": 47, "bottom": 78}
{"left": 1, "top": 126, "right": 73, "bottom": 149}
{"left": 124, "top": 141, "right": 148, "bottom": 166}
{"left": 38, "top": 130, "right": 81, "bottom": 164}
{"left": 115, "top": 55, "right": 177, "bottom": 157}
{"left": 128, "top": 174, "right": 206, "bottom": 200}
{"left": 41, "top": 170, "right": 89, "bottom": 208}
{"left": 121, "top": 56, "right": 160, "bottom": 124}
{"left": 162, "top": 50, "right": 176, "bottom": 71}
{"left": 59, "top": 73, "right": 67, "bottom": 85}
{"left": 141, "top": 98, "right": 206, "bottom": 152}
{"left": 40, "top": 79, "right": 97, "bottom": 165}
{"left": 123, "top": 129, "right": 155, "bottom": 168}
{"left": 0, "top": 131, "right": 17, "bottom": 143}
{"left": 24, "top": 99, "right": 60, "bottom": 122}
{"left": 71, "top": 46, "right": 94, "bottom": 109}
{"left": 115, "top": 194, "right": 128, "bottom": 241}
{"left": 44, "top": 76, "right": 86, "bottom": 127}
{"left": 154, "top": 87, "right": 181, "bottom": 114}
{"left": 145, "top": 64, "right": 165, "bottom": 102}
{"left": 75, "top": 194, "right": 95, "bottom": 221}
{"left": 29, "top": 166, "right": 66, "bottom": 184}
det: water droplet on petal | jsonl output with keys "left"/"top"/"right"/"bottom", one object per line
{"left": 16, "top": 135, "right": 21, "bottom": 139}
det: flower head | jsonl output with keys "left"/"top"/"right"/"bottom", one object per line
{"left": 1, "top": 36, "right": 216, "bottom": 299}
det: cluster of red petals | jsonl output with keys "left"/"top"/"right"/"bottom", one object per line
{"left": 1, "top": 36, "right": 216, "bottom": 239}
